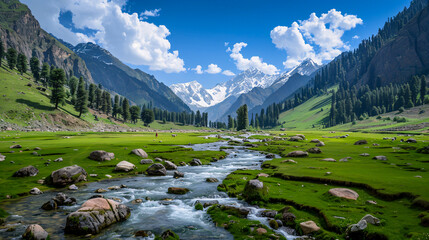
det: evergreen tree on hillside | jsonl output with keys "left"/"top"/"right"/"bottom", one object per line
{"left": 129, "top": 106, "right": 140, "bottom": 124}
{"left": 421, "top": 76, "right": 427, "bottom": 104}
{"left": 95, "top": 87, "right": 102, "bottom": 110}
{"left": 16, "top": 53, "right": 27, "bottom": 75}
{"left": 29, "top": 56, "right": 40, "bottom": 81}
{"left": 236, "top": 104, "right": 248, "bottom": 131}
{"left": 0, "top": 38, "right": 4, "bottom": 67}
{"left": 227, "top": 115, "right": 234, "bottom": 129}
{"left": 40, "top": 63, "right": 50, "bottom": 87}
{"left": 50, "top": 68, "right": 66, "bottom": 109}
{"left": 141, "top": 108, "right": 155, "bottom": 126}
{"left": 74, "top": 77, "right": 88, "bottom": 118}
{"left": 68, "top": 76, "right": 79, "bottom": 96}
{"left": 88, "top": 84, "right": 96, "bottom": 108}
{"left": 122, "top": 98, "right": 130, "bottom": 122}
{"left": 113, "top": 95, "right": 120, "bottom": 118}
{"left": 6, "top": 48, "right": 17, "bottom": 70}
{"left": 104, "top": 91, "right": 111, "bottom": 115}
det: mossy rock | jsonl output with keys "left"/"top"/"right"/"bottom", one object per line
{"left": 242, "top": 179, "right": 268, "bottom": 203}
{"left": 195, "top": 203, "right": 203, "bottom": 211}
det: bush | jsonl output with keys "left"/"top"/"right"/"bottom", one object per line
{"left": 419, "top": 109, "right": 425, "bottom": 114}
{"left": 376, "top": 116, "right": 382, "bottom": 119}
{"left": 398, "top": 107, "right": 405, "bottom": 113}
{"left": 393, "top": 116, "right": 407, "bottom": 122}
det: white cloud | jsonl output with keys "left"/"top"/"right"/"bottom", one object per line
{"left": 271, "top": 9, "right": 362, "bottom": 68}
{"left": 229, "top": 42, "right": 279, "bottom": 75}
{"left": 222, "top": 70, "right": 235, "bottom": 76}
{"left": 140, "top": 8, "right": 161, "bottom": 20}
{"left": 192, "top": 65, "right": 203, "bottom": 74}
{"left": 353, "top": 35, "right": 359, "bottom": 39}
{"left": 22, "top": 0, "right": 185, "bottom": 73}
{"left": 206, "top": 64, "right": 222, "bottom": 74}
{"left": 224, "top": 42, "right": 229, "bottom": 46}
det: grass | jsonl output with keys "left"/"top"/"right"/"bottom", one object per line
{"left": 218, "top": 130, "right": 429, "bottom": 239}
{"left": 0, "top": 131, "right": 225, "bottom": 201}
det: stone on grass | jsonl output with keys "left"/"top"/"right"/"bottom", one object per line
{"left": 354, "top": 140, "right": 368, "bottom": 145}
{"left": 31, "top": 151, "right": 38, "bottom": 156}
{"left": 289, "top": 136, "right": 303, "bottom": 142}
{"left": 300, "top": 221, "right": 320, "bottom": 234}
{"left": 89, "top": 174, "right": 98, "bottom": 177}
{"left": 115, "top": 161, "right": 135, "bottom": 172}
{"left": 89, "top": 150, "right": 115, "bottom": 161}
{"left": 34, "top": 147, "right": 41, "bottom": 150}
{"left": 30, "top": 188, "right": 43, "bottom": 195}
{"left": 167, "top": 187, "right": 190, "bottom": 195}
{"left": 265, "top": 153, "right": 275, "bottom": 159}
{"left": 140, "top": 159, "right": 153, "bottom": 164}
{"left": 65, "top": 198, "right": 130, "bottom": 235}
{"left": 321, "top": 158, "right": 336, "bottom": 162}
{"left": 373, "top": 156, "right": 387, "bottom": 161}
{"left": 50, "top": 165, "right": 87, "bottom": 187}
{"left": 349, "top": 219, "right": 367, "bottom": 232}
{"left": 328, "top": 188, "right": 359, "bottom": 200}
{"left": 282, "top": 212, "right": 296, "bottom": 223}
{"left": 366, "top": 200, "right": 377, "bottom": 205}
{"left": 22, "top": 224, "right": 49, "bottom": 240}
{"left": 360, "top": 214, "right": 380, "bottom": 225}
{"left": 287, "top": 151, "right": 308, "bottom": 157}
{"left": 0, "top": 153, "right": 5, "bottom": 162}
{"left": 164, "top": 161, "right": 177, "bottom": 170}
{"left": 131, "top": 149, "right": 148, "bottom": 158}
{"left": 146, "top": 163, "right": 167, "bottom": 176}
{"left": 310, "top": 139, "right": 320, "bottom": 143}
{"left": 206, "top": 177, "right": 219, "bottom": 183}
{"left": 406, "top": 138, "right": 417, "bottom": 143}
{"left": 13, "top": 166, "right": 39, "bottom": 177}
{"left": 189, "top": 158, "right": 202, "bottom": 166}
{"left": 54, "top": 158, "right": 63, "bottom": 162}
{"left": 316, "top": 141, "right": 325, "bottom": 147}
{"left": 154, "top": 157, "right": 163, "bottom": 162}
{"left": 257, "top": 173, "right": 269, "bottom": 178}
{"left": 360, "top": 153, "right": 370, "bottom": 157}
{"left": 256, "top": 227, "right": 267, "bottom": 235}
{"left": 173, "top": 171, "right": 184, "bottom": 178}
{"left": 281, "top": 159, "right": 297, "bottom": 164}
{"left": 307, "top": 147, "right": 322, "bottom": 154}
{"left": 10, "top": 144, "right": 22, "bottom": 149}
{"left": 340, "top": 157, "right": 352, "bottom": 162}
{"left": 243, "top": 179, "right": 267, "bottom": 202}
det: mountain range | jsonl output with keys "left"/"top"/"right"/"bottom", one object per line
{"left": 171, "top": 59, "right": 321, "bottom": 121}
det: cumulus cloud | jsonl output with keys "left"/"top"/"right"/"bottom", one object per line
{"left": 192, "top": 65, "right": 203, "bottom": 74}
{"left": 228, "top": 42, "right": 279, "bottom": 75}
{"left": 271, "top": 9, "right": 362, "bottom": 68}
{"left": 206, "top": 64, "right": 222, "bottom": 74}
{"left": 353, "top": 35, "right": 360, "bottom": 39}
{"left": 22, "top": 0, "right": 185, "bottom": 73}
{"left": 140, "top": 8, "right": 161, "bottom": 20}
{"left": 222, "top": 70, "right": 235, "bottom": 76}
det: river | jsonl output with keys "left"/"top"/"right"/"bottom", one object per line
{"left": 0, "top": 135, "right": 296, "bottom": 239}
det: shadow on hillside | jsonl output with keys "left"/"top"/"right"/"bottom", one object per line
{"left": 309, "top": 96, "right": 331, "bottom": 111}
{"left": 16, "top": 98, "right": 54, "bottom": 111}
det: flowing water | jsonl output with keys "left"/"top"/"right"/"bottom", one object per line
{"left": 0, "top": 135, "right": 297, "bottom": 240}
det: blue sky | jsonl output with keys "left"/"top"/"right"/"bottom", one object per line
{"left": 23, "top": 0, "right": 412, "bottom": 88}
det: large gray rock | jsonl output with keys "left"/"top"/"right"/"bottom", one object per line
{"left": 189, "top": 158, "right": 202, "bottom": 166}
{"left": 360, "top": 214, "right": 380, "bottom": 225}
{"left": 349, "top": 219, "right": 367, "bottom": 232}
{"left": 328, "top": 188, "right": 359, "bottom": 200}
{"left": 89, "top": 150, "right": 115, "bottom": 161}
{"left": 173, "top": 171, "right": 184, "bottom": 178}
{"left": 307, "top": 147, "right": 322, "bottom": 154}
{"left": 354, "top": 140, "right": 368, "bottom": 145}
{"left": 140, "top": 159, "right": 153, "bottom": 164}
{"left": 13, "top": 165, "right": 39, "bottom": 177}
{"left": 115, "top": 161, "right": 135, "bottom": 172}
{"left": 286, "top": 151, "right": 308, "bottom": 157}
{"left": 50, "top": 165, "right": 87, "bottom": 187}
{"left": 41, "top": 193, "right": 77, "bottom": 210}
{"left": 164, "top": 161, "right": 177, "bottom": 170}
{"left": 131, "top": 149, "right": 148, "bottom": 158}
{"left": 146, "top": 163, "right": 167, "bottom": 176}
{"left": 243, "top": 179, "right": 267, "bottom": 202}
{"left": 22, "top": 224, "right": 49, "bottom": 240}
{"left": 300, "top": 221, "right": 320, "bottom": 234}
{"left": 373, "top": 155, "right": 387, "bottom": 161}
{"left": 65, "top": 198, "right": 130, "bottom": 235}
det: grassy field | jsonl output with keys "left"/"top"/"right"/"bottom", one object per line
{"left": 218, "top": 130, "right": 429, "bottom": 239}
{"left": 0, "top": 131, "right": 225, "bottom": 201}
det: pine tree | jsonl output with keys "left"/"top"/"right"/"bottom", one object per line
{"left": 29, "top": 56, "right": 40, "bottom": 81}
{"left": 0, "top": 37, "right": 4, "bottom": 67}
{"left": 122, "top": 98, "right": 130, "bottom": 122}
{"left": 141, "top": 108, "right": 155, "bottom": 126}
{"left": 50, "top": 68, "right": 66, "bottom": 109}
{"left": 95, "top": 88, "right": 102, "bottom": 110}
{"left": 74, "top": 77, "right": 88, "bottom": 117}
{"left": 421, "top": 76, "right": 427, "bottom": 104}
{"left": 113, "top": 95, "right": 120, "bottom": 117}
{"left": 16, "top": 53, "right": 27, "bottom": 75}
{"left": 227, "top": 115, "right": 234, "bottom": 129}
{"left": 68, "top": 76, "right": 79, "bottom": 96}
{"left": 236, "top": 104, "right": 248, "bottom": 131}
{"left": 88, "top": 84, "right": 96, "bottom": 108}
{"left": 40, "top": 63, "right": 50, "bottom": 87}
{"left": 104, "top": 91, "right": 111, "bottom": 115}
{"left": 129, "top": 106, "right": 140, "bottom": 123}
{"left": 6, "top": 48, "right": 17, "bottom": 70}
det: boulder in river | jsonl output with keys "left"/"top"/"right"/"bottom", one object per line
{"left": 328, "top": 188, "right": 359, "bottom": 200}
{"left": 146, "top": 163, "right": 167, "bottom": 176}
{"left": 243, "top": 179, "right": 268, "bottom": 202}
{"left": 354, "top": 140, "right": 368, "bottom": 145}
{"left": 89, "top": 150, "right": 115, "bottom": 161}
{"left": 22, "top": 224, "right": 49, "bottom": 240}
{"left": 42, "top": 193, "right": 77, "bottom": 210}
{"left": 220, "top": 205, "right": 250, "bottom": 218}
{"left": 65, "top": 198, "right": 130, "bottom": 235}
{"left": 286, "top": 151, "right": 308, "bottom": 157}
{"left": 13, "top": 165, "right": 39, "bottom": 177}
{"left": 189, "top": 158, "right": 202, "bottom": 166}
{"left": 115, "top": 161, "right": 135, "bottom": 172}
{"left": 49, "top": 165, "right": 87, "bottom": 187}
{"left": 29, "top": 187, "right": 43, "bottom": 195}
{"left": 131, "top": 149, "right": 148, "bottom": 158}
{"left": 300, "top": 221, "right": 320, "bottom": 234}
{"left": 206, "top": 177, "right": 219, "bottom": 183}
{"left": 173, "top": 171, "right": 184, "bottom": 178}
{"left": 167, "top": 187, "right": 190, "bottom": 195}
{"left": 164, "top": 160, "right": 177, "bottom": 170}
{"left": 195, "top": 200, "right": 219, "bottom": 208}
{"left": 282, "top": 212, "right": 296, "bottom": 224}
{"left": 160, "top": 230, "right": 180, "bottom": 240}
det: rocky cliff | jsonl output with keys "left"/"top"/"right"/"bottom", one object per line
{"left": 0, "top": 0, "right": 93, "bottom": 82}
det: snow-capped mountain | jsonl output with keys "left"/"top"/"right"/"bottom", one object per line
{"left": 273, "top": 58, "right": 321, "bottom": 86}
{"left": 170, "top": 68, "right": 279, "bottom": 110}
